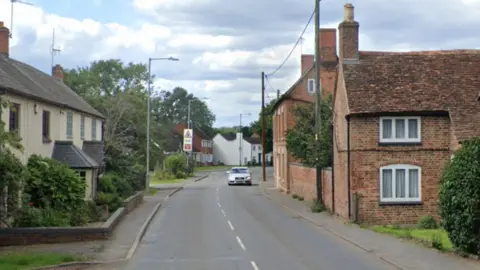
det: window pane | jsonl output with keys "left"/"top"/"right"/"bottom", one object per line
{"left": 409, "top": 169, "right": 419, "bottom": 198}
{"left": 408, "top": 119, "right": 418, "bottom": 138}
{"left": 382, "top": 169, "right": 393, "bottom": 198}
{"left": 395, "top": 169, "right": 406, "bottom": 198}
{"left": 395, "top": 119, "right": 405, "bottom": 138}
{"left": 382, "top": 119, "right": 392, "bottom": 138}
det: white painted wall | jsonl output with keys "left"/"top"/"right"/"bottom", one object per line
{"left": 213, "top": 133, "right": 266, "bottom": 166}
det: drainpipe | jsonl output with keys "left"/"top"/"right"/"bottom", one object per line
{"left": 331, "top": 123, "right": 335, "bottom": 213}
{"left": 347, "top": 116, "right": 351, "bottom": 219}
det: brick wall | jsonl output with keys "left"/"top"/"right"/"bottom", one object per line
{"left": 349, "top": 116, "right": 452, "bottom": 225}
{"left": 289, "top": 163, "right": 333, "bottom": 210}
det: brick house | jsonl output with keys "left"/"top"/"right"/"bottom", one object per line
{"left": 330, "top": 3, "right": 480, "bottom": 225}
{"left": 271, "top": 28, "right": 338, "bottom": 195}
{"left": 174, "top": 123, "right": 213, "bottom": 166}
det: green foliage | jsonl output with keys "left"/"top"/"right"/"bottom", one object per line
{"left": 25, "top": 155, "right": 86, "bottom": 211}
{"left": 439, "top": 137, "right": 480, "bottom": 255}
{"left": 0, "top": 148, "right": 26, "bottom": 224}
{"left": 310, "top": 199, "right": 326, "bottom": 213}
{"left": 98, "top": 172, "right": 134, "bottom": 198}
{"left": 286, "top": 94, "right": 332, "bottom": 167}
{"left": 165, "top": 153, "right": 188, "bottom": 178}
{"left": 417, "top": 216, "right": 439, "bottom": 229}
{"left": 251, "top": 98, "right": 277, "bottom": 154}
{"left": 13, "top": 205, "right": 71, "bottom": 227}
{"left": 0, "top": 97, "right": 24, "bottom": 151}
{"left": 95, "top": 191, "right": 123, "bottom": 213}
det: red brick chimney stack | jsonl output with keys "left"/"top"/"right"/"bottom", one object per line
{"left": 0, "top": 22, "right": 10, "bottom": 57}
{"left": 338, "top": 3, "right": 359, "bottom": 61}
{"left": 52, "top": 64, "right": 64, "bottom": 81}
{"left": 320, "top": 28, "right": 337, "bottom": 63}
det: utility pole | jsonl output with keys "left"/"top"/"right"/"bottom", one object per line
{"left": 239, "top": 113, "right": 242, "bottom": 166}
{"left": 314, "top": 0, "right": 323, "bottom": 203}
{"left": 261, "top": 72, "right": 266, "bottom": 182}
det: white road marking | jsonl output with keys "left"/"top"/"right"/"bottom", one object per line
{"left": 217, "top": 202, "right": 221, "bottom": 208}
{"left": 221, "top": 209, "right": 226, "bottom": 217}
{"left": 216, "top": 187, "right": 219, "bottom": 192}
{"left": 251, "top": 261, "right": 259, "bottom": 270}
{"left": 227, "top": 220, "right": 235, "bottom": 231}
{"left": 236, "top": 236, "right": 246, "bottom": 251}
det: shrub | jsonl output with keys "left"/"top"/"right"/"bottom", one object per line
{"left": 310, "top": 199, "right": 326, "bottom": 213}
{"left": 25, "top": 155, "right": 86, "bottom": 212}
{"left": 99, "top": 173, "right": 134, "bottom": 198}
{"left": 96, "top": 192, "right": 123, "bottom": 212}
{"left": 417, "top": 216, "right": 439, "bottom": 229}
{"left": 0, "top": 148, "right": 26, "bottom": 224}
{"left": 439, "top": 137, "right": 480, "bottom": 255}
{"left": 165, "top": 153, "right": 187, "bottom": 178}
{"left": 13, "top": 205, "right": 70, "bottom": 227}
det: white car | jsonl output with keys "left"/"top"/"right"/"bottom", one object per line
{"left": 226, "top": 167, "right": 252, "bottom": 186}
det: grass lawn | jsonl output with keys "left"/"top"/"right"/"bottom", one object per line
{"left": 195, "top": 165, "right": 230, "bottom": 171}
{"left": 370, "top": 225, "right": 453, "bottom": 251}
{"left": 0, "top": 252, "right": 87, "bottom": 270}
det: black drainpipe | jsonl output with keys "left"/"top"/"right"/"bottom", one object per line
{"left": 331, "top": 123, "right": 335, "bottom": 213}
{"left": 347, "top": 116, "right": 352, "bottom": 219}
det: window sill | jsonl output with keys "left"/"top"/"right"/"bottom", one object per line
{"left": 378, "top": 142, "right": 422, "bottom": 146}
{"left": 379, "top": 201, "right": 423, "bottom": 206}
{"left": 43, "top": 138, "right": 52, "bottom": 144}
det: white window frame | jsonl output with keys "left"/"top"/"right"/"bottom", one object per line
{"left": 91, "top": 118, "right": 97, "bottom": 140}
{"left": 307, "top": 78, "right": 315, "bottom": 94}
{"left": 66, "top": 112, "right": 73, "bottom": 139}
{"left": 379, "top": 116, "right": 421, "bottom": 143}
{"left": 80, "top": 115, "right": 85, "bottom": 140}
{"left": 379, "top": 164, "right": 422, "bottom": 203}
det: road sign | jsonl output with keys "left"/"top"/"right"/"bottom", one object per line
{"left": 183, "top": 129, "right": 193, "bottom": 152}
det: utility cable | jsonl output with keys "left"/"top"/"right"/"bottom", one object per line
{"left": 265, "top": 8, "right": 315, "bottom": 77}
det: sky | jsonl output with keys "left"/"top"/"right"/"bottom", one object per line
{"left": 0, "top": 0, "right": 479, "bottom": 127}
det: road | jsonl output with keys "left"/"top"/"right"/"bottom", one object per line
{"left": 121, "top": 168, "right": 397, "bottom": 270}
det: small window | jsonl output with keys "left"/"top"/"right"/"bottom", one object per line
{"left": 66, "top": 112, "right": 73, "bottom": 139}
{"left": 42, "top": 110, "right": 50, "bottom": 140}
{"left": 307, "top": 79, "right": 315, "bottom": 94}
{"left": 80, "top": 116, "right": 85, "bottom": 139}
{"left": 380, "top": 117, "right": 421, "bottom": 143}
{"left": 380, "top": 164, "right": 421, "bottom": 203}
{"left": 76, "top": 170, "right": 86, "bottom": 181}
{"left": 91, "top": 118, "right": 97, "bottom": 140}
{"left": 259, "top": 145, "right": 262, "bottom": 151}
{"left": 252, "top": 145, "right": 256, "bottom": 151}
{"left": 9, "top": 103, "right": 20, "bottom": 132}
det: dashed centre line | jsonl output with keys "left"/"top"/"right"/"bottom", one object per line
{"left": 221, "top": 209, "right": 226, "bottom": 217}
{"left": 227, "top": 220, "right": 235, "bottom": 231}
{"left": 251, "top": 261, "right": 259, "bottom": 270}
{"left": 236, "top": 236, "right": 246, "bottom": 251}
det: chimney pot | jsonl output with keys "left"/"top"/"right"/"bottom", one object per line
{"left": 52, "top": 64, "right": 64, "bottom": 81}
{"left": 344, "top": 3, "right": 355, "bottom": 21}
{"left": 0, "top": 21, "right": 9, "bottom": 57}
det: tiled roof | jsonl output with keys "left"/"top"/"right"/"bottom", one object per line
{"left": 82, "top": 141, "right": 105, "bottom": 166}
{"left": 0, "top": 55, "right": 104, "bottom": 119}
{"left": 220, "top": 133, "right": 236, "bottom": 141}
{"left": 244, "top": 136, "right": 261, "bottom": 145}
{"left": 343, "top": 50, "right": 480, "bottom": 141}
{"left": 52, "top": 141, "right": 99, "bottom": 168}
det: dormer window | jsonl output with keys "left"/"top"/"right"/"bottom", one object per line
{"left": 379, "top": 116, "right": 421, "bottom": 143}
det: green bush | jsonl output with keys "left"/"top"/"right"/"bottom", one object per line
{"left": 99, "top": 172, "right": 134, "bottom": 197}
{"left": 25, "top": 155, "right": 86, "bottom": 212}
{"left": 96, "top": 191, "right": 123, "bottom": 212}
{"left": 0, "top": 148, "right": 27, "bottom": 223}
{"left": 310, "top": 199, "right": 326, "bottom": 213}
{"left": 417, "top": 216, "right": 439, "bottom": 229}
{"left": 439, "top": 137, "right": 480, "bottom": 255}
{"left": 13, "top": 205, "right": 71, "bottom": 227}
{"left": 165, "top": 153, "right": 187, "bottom": 178}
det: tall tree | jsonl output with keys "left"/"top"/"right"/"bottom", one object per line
{"left": 250, "top": 98, "right": 277, "bottom": 153}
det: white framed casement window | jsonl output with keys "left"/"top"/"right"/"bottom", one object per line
{"left": 380, "top": 164, "right": 421, "bottom": 203}
{"left": 379, "top": 116, "right": 421, "bottom": 143}
{"left": 307, "top": 78, "right": 315, "bottom": 94}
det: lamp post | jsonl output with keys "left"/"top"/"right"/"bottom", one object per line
{"left": 239, "top": 112, "right": 251, "bottom": 166}
{"left": 146, "top": 56, "right": 179, "bottom": 194}
{"left": 186, "top": 97, "right": 209, "bottom": 172}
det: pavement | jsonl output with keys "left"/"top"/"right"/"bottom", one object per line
{"left": 96, "top": 168, "right": 406, "bottom": 270}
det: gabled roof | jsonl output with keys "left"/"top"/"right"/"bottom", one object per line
{"left": 220, "top": 133, "right": 236, "bottom": 141}
{"left": 271, "top": 65, "right": 314, "bottom": 113}
{"left": 343, "top": 50, "right": 480, "bottom": 141}
{"left": 0, "top": 55, "right": 104, "bottom": 119}
{"left": 52, "top": 141, "right": 99, "bottom": 169}
{"left": 244, "top": 136, "right": 261, "bottom": 145}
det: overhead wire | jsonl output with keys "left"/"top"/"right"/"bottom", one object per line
{"left": 265, "top": 8, "right": 315, "bottom": 77}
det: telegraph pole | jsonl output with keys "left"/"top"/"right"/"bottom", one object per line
{"left": 261, "top": 72, "right": 267, "bottom": 182}
{"left": 314, "top": 0, "right": 323, "bottom": 202}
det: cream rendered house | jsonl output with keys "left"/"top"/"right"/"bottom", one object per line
{"left": 0, "top": 22, "right": 105, "bottom": 200}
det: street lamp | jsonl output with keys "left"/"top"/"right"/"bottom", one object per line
{"left": 239, "top": 112, "right": 251, "bottom": 166}
{"left": 146, "top": 56, "right": 179, "bottom": 194}
{"left": 186, "top": 97, "right": 209, "bottom": 172}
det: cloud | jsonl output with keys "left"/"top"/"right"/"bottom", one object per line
{"left": 1, "top": 0, "right": 480, "bottom": 127}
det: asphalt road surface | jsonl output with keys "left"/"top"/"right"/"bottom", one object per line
{"left": 122, "top": 168, "right": 396, "bottom": 270}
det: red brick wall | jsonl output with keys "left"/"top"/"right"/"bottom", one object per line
{"left": 349, "top": 116, "right": 452, "bottom": 225}
{"left": 289, "top": 163, "right": 333, "bottom": 210}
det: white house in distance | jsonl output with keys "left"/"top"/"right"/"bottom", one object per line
{"left": 213, "top": 133, "right": 269, "bottom": 166}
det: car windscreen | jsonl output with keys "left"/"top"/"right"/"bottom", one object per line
{"left": 231, "top": 168, "right": 248, "bottom": 174}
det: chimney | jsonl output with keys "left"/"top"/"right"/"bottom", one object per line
{"left": 338, "top": 3, "right": 359, "bottom": 62}
{"left": 52, "top": 64, "right": 64, "bottom": 81}
{"left": 301, "top": 54, "right": 314, "bottom": 75}
{"left": 0, "top": 22, "right": 9, "bottom": 57}
{"left": 320, "top": 28, "right": 337, "bottom": 62}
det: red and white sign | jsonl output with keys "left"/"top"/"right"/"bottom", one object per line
{"left": 183, "top": 129, "right": 193, "bottom": 152}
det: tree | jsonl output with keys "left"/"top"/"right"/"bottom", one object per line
{"left": 285, "top": 95, "right": 332, "bottom": 167}
{"left": 439, "top": 137, "right": 480, "bottom": 255}
{"left": 251, "top": 98, "right": 277, "bottom": 154}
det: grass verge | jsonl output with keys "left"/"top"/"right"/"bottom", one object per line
{"left": 0, "top": 252, "right": 87, "bottom": 270}
{"left": 370, "top": 225, "right": 453, "bottom": 251}
{"left": 149, "top": 178, "right": 184, "bottom": 185}
{"left": 194, "top": 165, "right": 230, "bottom": 171}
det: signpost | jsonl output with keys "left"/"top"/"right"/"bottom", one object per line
{"left": 183, "top": 129, "right": 193, "bottom": 152}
